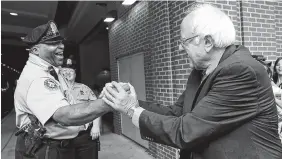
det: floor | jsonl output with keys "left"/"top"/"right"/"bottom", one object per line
{"left": 1, "top": 110, "right": 155, "bottom": 159}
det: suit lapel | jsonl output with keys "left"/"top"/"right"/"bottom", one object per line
{"left": 183, "top": 69, "right": 203, "bottom": 113}
{"left": 191, "top": 76, "right": 209, "bottom": 110}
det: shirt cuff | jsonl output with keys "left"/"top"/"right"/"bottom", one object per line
{"left": 132, "top": 107, "right": 145, "bottom": 128}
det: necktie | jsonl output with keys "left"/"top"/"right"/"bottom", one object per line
{"left": 48, "top": 66, "right": 59, "bottom": 81}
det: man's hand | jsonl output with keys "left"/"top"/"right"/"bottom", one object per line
{"left": 99, "top": 82, "right": 130, "bottom": 99}
{"left": 102, "top": 81, "right": 138, "bottom": 115}
{"left": 90, "top": 117, "right": 101, "bottom": 140}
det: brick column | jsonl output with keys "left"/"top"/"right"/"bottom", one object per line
{"left": 275, "top": 2, "right": 282, "bottom": 56}
{"left": 147, "top": 1, "right": 176, "bottom": 158}
{"left": 109, "top": 1, "right": 151, "bottom": 134}
{"left": 240, "top": 1, "right": 277, "bottom": 61}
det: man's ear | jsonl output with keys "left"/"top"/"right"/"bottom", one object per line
{"left": 204, "top": 35, "right": 214, "bottom": 53}
{"left": 31, "top": 45, "right": 40, "bottom": 55}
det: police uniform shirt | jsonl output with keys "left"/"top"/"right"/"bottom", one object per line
{"left": 71, "top": 83, "right": 97, "bottom": 130}
{"left": 70, "top": 83, "right": 97, "bottom": 102}
{"left": 68, "top": 82, "right": 97, "bottom": 130}
{"left": 57, "top": 67, "right": 99, "bottom": 131}
{"left": 14, "top": 53, "right": 82, "bottom": 139}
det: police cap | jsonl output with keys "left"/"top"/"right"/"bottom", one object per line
{"left": 62, "top": 55, "right": 76, "bottom": 70}
{"left": 22, "top": 20, "right": 64, "bottom": 46}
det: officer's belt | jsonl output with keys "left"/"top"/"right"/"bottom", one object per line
{"left": 41, "top": 128, "right": 90, "bottom": 148}
{"left": 42, "top": 138, "right": 73, "bottom": 148}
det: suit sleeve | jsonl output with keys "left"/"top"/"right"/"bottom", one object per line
{"left": 138, "top": 63, "right": 260, "bottom": 149}
{"left": 138, "top": 91, "right": 185, "bottom": 117}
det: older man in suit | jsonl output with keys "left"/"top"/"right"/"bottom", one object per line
{"left": 101, "top": 2, "right": 282, "bottom": 159}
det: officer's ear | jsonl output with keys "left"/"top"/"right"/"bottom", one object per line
{"left": 30, "top": 45, "right": 40, "bottom": 55}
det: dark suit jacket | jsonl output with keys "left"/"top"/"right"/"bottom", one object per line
{"left": 138, "top": 45, "right": 282, "bottom": 159}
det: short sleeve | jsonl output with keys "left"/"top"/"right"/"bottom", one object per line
{"left": 88, "top": 88, "right": 97, "bottom": 101}
{"left": 81, "top": 84, "right": 97, "bottom": 101}
{"left": 26, "top": 78, "right": 69, "bottom": 125}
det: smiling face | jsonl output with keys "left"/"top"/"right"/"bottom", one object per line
{"left": 36, "top": 41, "right": 64, "bottom": 67}
{"left": 275, "top": 59, "right": 282, "bottom": 76}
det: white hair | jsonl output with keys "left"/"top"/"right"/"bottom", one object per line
{"left": 185, "top": 3, "right": 236, "bottom": 48}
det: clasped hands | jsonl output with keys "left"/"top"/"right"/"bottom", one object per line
{"left": 99, "top": 81, "right": 139, "bottom": 115}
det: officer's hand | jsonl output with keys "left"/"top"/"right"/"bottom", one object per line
{"left": 90, "top": 126, "right": 100, "bottom": 140}
{"left": 102, "top": 81, "right": 138, "bottom": 115}
{"left": 99, "top": 82, "right": 113, "bottom": 99}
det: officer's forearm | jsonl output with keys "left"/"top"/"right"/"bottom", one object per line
{"left": 53, "top": 99, "right": 111, "bottom": 126}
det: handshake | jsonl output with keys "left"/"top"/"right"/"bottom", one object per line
{"left": 99, "top": 81, "right": 139, "bottom": 116}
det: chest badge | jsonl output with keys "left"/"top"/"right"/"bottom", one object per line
{"left": 44, "top": 79, "right": 58, "bottom": 91}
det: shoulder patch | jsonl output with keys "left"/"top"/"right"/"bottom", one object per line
{"left": 44, "top": 79, "right": 58, "bottom": 91}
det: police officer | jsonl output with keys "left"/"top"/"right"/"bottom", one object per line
{"left": 14, "top": 21, "right": 111, "bottom": 159}
{"left": 60, "top": 57, "right": 100, "bottom": 159}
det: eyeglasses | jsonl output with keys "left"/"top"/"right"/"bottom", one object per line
{"left": 180, "top": 35, "right": 199, "bottom": 46}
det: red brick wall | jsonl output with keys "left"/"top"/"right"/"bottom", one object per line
{"left": 109, "top": 1, "right": 282, "bottom": 159}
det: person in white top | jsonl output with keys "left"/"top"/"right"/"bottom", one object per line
{"left": 60, "top": 59, "right": 101, "bottom": 158}
{"left": 272, "top": 57, "right": 282, "bottom": 141}
{"left": 273, "top": 58, "right": 282, "bottom": 88}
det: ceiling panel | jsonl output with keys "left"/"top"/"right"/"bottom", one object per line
{"left": 1, "top": 1, "right": 58, "bottom": 46}
{"left": 1, "top": 1, "right": 55, "bottom": 15}
{"left": 1, "top": 12, "right": 48, "bottom": 28}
